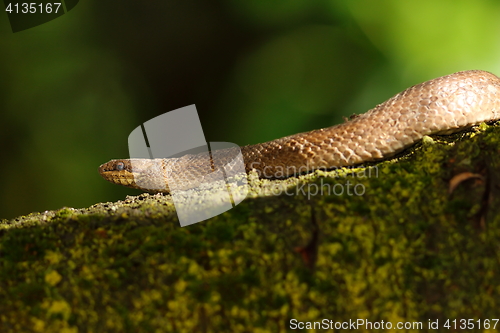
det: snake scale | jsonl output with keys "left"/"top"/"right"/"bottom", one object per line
{"left": 99, "top": 70, "right": 500, "bottom": 193}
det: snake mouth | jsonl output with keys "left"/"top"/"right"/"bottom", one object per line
{"left": 102, "top": 172, "right": 137, "bottom": 187}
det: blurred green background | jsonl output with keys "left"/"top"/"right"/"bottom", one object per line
{"left": 1, "top": 0, "right": 500, "bottom": 220}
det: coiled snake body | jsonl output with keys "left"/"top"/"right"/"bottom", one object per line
{"left": 99, "top": 70, "right": 500, "bottom": 192}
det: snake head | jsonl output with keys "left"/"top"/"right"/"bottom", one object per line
{"left": 99, "top": 159, "right": 171, "bottom": 193}
{"left": 98, "top": 159, "right": 138, "bottom": 189}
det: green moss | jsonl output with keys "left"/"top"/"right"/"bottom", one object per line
{"left": 1, "top": 123, "right": 500, "bottom": 332}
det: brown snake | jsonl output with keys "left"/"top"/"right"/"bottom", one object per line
{"left": 99, "top": 70, "right": 500, "bottom": 193}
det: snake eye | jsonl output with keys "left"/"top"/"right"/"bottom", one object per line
{"left": 116, "top": 162, "right": 125, "bottom": 171}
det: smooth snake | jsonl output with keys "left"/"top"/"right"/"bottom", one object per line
{"left": 99, "top": 70, "right": 500, "bottom": 193}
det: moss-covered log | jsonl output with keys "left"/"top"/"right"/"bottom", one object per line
{"left": 1, "top": 123, "right": 500, "bottom": 333}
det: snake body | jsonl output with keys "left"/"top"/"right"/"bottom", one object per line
{"left": 99, "top": 70, "right": 500, "bottom": 192}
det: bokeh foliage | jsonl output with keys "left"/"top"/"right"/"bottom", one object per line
{"left": 1, "top": 0, "right": 500, "bottom": 219}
